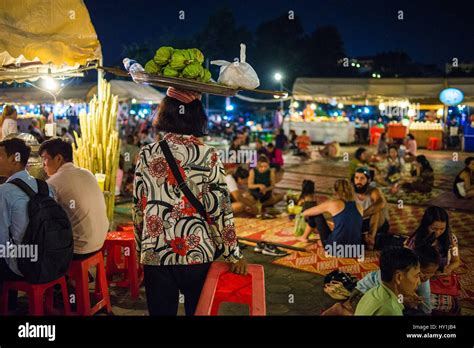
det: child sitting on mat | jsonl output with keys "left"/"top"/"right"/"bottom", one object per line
{"left": 296, "top": 180, "right": 318, "bottom": 243}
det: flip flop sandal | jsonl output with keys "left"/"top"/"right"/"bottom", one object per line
{"left": 327, "top": 281, "right": 351, "bottom": 297}
{"left": 324, "top": 283, "right": 348, "bottom": 300}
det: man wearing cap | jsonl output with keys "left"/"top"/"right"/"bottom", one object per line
{"left": 352, "top": 167, "right": 389, "bottom": 250}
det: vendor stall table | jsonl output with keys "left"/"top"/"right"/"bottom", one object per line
{"left": 387, "top": 124, "right": 407, "bottom": 139}
{"left": 409, "top": 129, "right": 444, "bottom": 148}
{"left": 283, "top": 121, "right": 355, "bottom": 144}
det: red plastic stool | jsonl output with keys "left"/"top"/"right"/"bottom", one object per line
{"left": 195, "top": 261, "right": 266, "bottom": 315}
{"left": 67, "top": 252, "right": 112, "bottom": 315}
{"left": 427, "top": 137, "right": 441, "bottom": 150}
{"left": 117, "top": 223, "right": 134, "bottom": 233}
{"left": 102, "top": 231, "right": 143, "bottom": 299}
{"left": 0, "top": 277, "right": 71, "bottom": 316}
{"left": 370, "top": 132, "right": 381, "bottom": 145}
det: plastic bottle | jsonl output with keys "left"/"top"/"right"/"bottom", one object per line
{"left": 123, "top": 58, "right": 144, "bottom": 73}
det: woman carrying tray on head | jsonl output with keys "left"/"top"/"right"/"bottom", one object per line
{"left": 133, "top": 87, "right": 247, "bottom": 316}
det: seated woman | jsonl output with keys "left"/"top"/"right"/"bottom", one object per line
{"left": 301, "top": 179, "right": 363, "bottom": 247}
{"left": 453, "top": 156, "right": 474, "bottom": 199}
{"left": 401, "top": 155, "right": 434, "bottom": 193}
{"left": 318, "top": 140, "right": 341, "bottom": 159}
{"left": 289, "top": 129, "right": 298, "bottom": 150}
{"left": 248, "top": 155, "right": 284, "bottom": 209}
{"left": 296, "top": 180, "right": 318, "bottom": 243}
{"left": 266, "top": 142, "right": 284, "bottom": 170}
{"left": 384, "top": 145, "right": 404, "bottom": 185}
{"left": 225, "top": 166, "right": 258, "bottom": 216}
{"left": 404, "top": 133, "right": 418, "bottom": 163}
{"left": 377, "top": 132, "right": 388, "bottom": 157}
{"left": 405, "top": 206, "right": 461, "bottom": 275}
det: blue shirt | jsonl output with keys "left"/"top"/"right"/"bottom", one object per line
{"left": 356, "top": 270, "right": 432, "bottom": 314}
{"left": 0, "top": 170, "right": 54, "bottom": 276}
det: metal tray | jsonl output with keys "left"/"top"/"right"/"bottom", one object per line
{"left": 100, "top": 67, "right": 288, "bottom": 97}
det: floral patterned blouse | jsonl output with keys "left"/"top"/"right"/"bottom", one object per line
{"left": 133, "top": 133, "right": 242, "bottom": 266}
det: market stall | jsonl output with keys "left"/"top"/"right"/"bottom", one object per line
{"left": 283, "top": 117, "right": 356, "bottom": 144}
{"left": 387, "top": 123, "right": 407, "bottom": 140}
{"left": 292, "top": 77, "right": 474, "bottom": 149}
{"left": 409, "top": 122, "right": 444, "bottom": 149}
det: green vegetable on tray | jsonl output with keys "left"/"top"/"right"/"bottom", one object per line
{"left": 153, "top": 46, "right": 174, "bottom": 65}
{"left": 143, "top": 46, "right": 211, "bottom": 83}
{"left": 144, "top": 60, "right": 160, "bottom": 74}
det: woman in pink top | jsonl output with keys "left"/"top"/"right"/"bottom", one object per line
{"left": 405, "top": 133, "right": 417, "bottom": 163}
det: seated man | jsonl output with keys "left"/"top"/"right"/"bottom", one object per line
{"left": 349, "top": 245, "right": 439, "bottom": 315}
{"left": 39, "top": 138, "right": 109, "bottom": 260}
{"left": 295, "top": 130, "right": 311, "bottom": 156}
{"left": 352, "top": 167, "right": 389, "bottom": 250}
{"left": 225, "top": 166, "right": 258, "bottom": 216}
{"left": 355, "top": 247, "right": 421, "bottom": 316}
{"left": 0, "top": 138, "right": 55, "bottom": 287}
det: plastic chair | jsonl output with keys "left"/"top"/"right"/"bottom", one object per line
{"left": 102, "top": 231, "right": 143, "bottom": 299}
{"left": 370, "top": 132, "right": 381, "bottom": 145}
{"left": 195, "top": 261, "right": 266, "bottom": 315}
{"left": 0, "top": 277, "right": 71, "bottom": 316}
{"left": 67, "top": 251, "right": 112, "bottom": 315}
{"left": 427, "top": 137, "right": 441, "bottom": 150}
{"left": 117, "top": 223, "right": 134, "bottom": 233}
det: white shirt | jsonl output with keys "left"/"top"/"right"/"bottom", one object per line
{"left": 225, "top": 174, "right": 238, "bottom": 193}
{"left": 47, "top": 163, "right": 109, "bottom": 254}
{"left": 1, "top": 118, "right": 18, "bottom": 139}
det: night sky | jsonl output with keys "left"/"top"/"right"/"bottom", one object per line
{"left": 85, "top": 0, "right": 474, "bottom": 67}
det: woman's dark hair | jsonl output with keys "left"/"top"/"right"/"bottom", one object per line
{"left": 267, "top": 142, "right": 274, "bottom": 148}
{"left": 407, "top": 133, "right": 415, "bottom": 140}
{"left": 388, "top": 145, "right": 398, "bottom": 152}
{"left": 355, "top": 147, "right": 367, "bottom": 161}
{"left": 416, "top": 155, "right": 433, "bottom": 172}
{"left": 414, "top": 245, "right": 441, "bottom": 269}
{"left": 39, "top": 138, "right": 73, "bottom": 162}
{"left": 413, "top": 206, "right": 451, "bottom": 257}
{"left": 233, "top": 166, "right": 249, "bottom": 181}
{"left": 0, "top": 138, "right": 31, "bottom": 167}
{"left": 380, "top": 247, "right": 419, "bottom": 283}
{"left": 153, "top": 96, "right": 207, "bottom": 137}
{"left": 465, "top": 156, "right": 474, "bottom": 167}
{"left": 257, "top": 154, "right": 269, "bottom": 163}
{"left": 299, "top": 180, "right": 316, "bottom": 202}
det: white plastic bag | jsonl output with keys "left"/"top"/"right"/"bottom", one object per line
{"left": 211, "top": 43, "right": 260, "bottom": 89}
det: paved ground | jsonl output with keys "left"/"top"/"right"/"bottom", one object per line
{"left": 108, "top": 245, "right": 334, "bottom": 316}
{"left": 8, "top": 144, "right": 473, "bottom": 316}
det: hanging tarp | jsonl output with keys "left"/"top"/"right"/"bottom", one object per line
{"left": 0, "top": 81, "right": 165, "bottom": 104}
{"left": 0, "top": 0, "right": 101, "bottom": 82}
{"left": 292, "top": 77, "right": 474, "bottom": 106}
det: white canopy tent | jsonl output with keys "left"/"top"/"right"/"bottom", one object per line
{"left": 292, "top": 77, "right": 474, "bottom": 107}
{"left": 0, "top": 81, "right": 165, "bottom": 104}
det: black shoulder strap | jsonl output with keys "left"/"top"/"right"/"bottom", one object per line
{"left": 8, "top": 178, "right": 37, "bottom": 198}
{"left": 159, "top": 140, "right": 212, "bottom": 225}
{"left": 36, "top": 179, "right": 49, "bottom": 197}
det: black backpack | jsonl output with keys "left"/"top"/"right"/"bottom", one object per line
{"left": 9, "top": 178, "right": 73, "bottom": 284}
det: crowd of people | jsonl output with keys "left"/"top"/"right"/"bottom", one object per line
{"left": 1, "top": 96, "right": 472, "bottom": 317}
